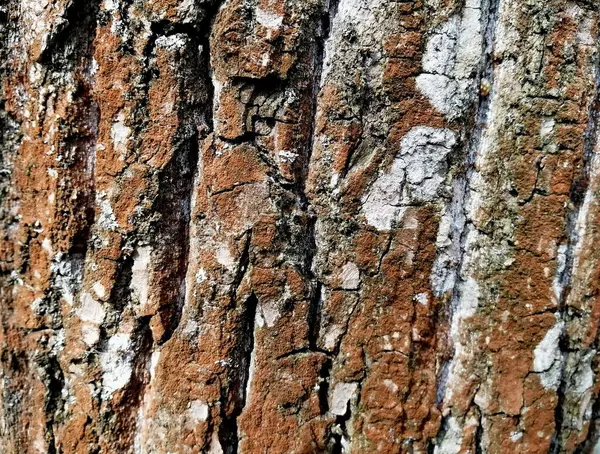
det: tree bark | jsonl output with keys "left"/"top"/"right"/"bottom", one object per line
{"left": 1, "top": 0, "right": 600, "bottom": 452}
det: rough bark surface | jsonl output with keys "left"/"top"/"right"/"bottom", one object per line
{"left": 1, "top": 0, "right": 600, "bottom": 452}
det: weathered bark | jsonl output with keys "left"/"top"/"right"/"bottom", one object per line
{"left": 1, "top": 0, "right": 600, "bottom": 452}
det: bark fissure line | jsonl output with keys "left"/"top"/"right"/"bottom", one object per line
{"left": 218, "top": 292, "right": 258, "bottom": 454}
{"left": 434, "top": 0, "right": 500, "bottom": 407}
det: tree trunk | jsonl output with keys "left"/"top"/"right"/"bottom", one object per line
{"left": 1, "top": 0, "right": 600, "bottom": 452}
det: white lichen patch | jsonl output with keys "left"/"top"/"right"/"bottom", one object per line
{"left": 453, "top": 276, "right": 480, "bottom": 335}
{"left": 100, "top": 333, "right": 133, "bottom": 398}
{"left": 533, "top": 316, "right": 564, "bottom": 389}
{"left": 383, "top": 379, "right": 398, "bottom": 393}
{"left": 339, "top": 262, "right": 360, "bottom": 290}
{"left": 510, "top": 430, "right": 524, "bottom": 442}
{"left": 93, "top": 281, "right": 106, "bottom": 299}
{"left": 255, "top": 8, "right": 284, "bottom": 29}
{"left": 42, "top": 238, "right": 53, "bottom": 255}
{"left": 156, "top": 34, "right": 188, "bottom": 52}
{"left": 540, "top": 118, "right": 555, "bottom": 139}
{"left": 77, "top": 292, "right": 106, "bottom": 324}
{"left": 321, "top": 0, "right": 386, "bottom": 84}
{"left": 278, "top": 150, "right": 299, "bottom": 163}
{"left": 103, "top": 0, "right": 118, "bottom": 12}
{"left": 81, "top": 323, "right": 100, "bottom": 346}
{"left": 330, "top": 382, "right": 358, "bottom": 416}
{"left": 50, "top": 329, "right": 66, "bottom": 356}
{"left": 30, "top": 298, "right": 43, "bottom": 315}
{"left": 110, "top": 111, "right": 131, "bottom": 157}
{"left": 28, "top": 62, "right": 45, "bottom": 85}
{"left": 362, "top": 126, "right": 456, "bottom": 230}
{"left": 150, "top": 350, "right": 161, "bottom": 381}
{"left": 195, "top": 268, "right": 207, "bottom": 284}
{"left": 361, "top": 161, "right": 405, "bottom": 230}
{"left": 416, "top": 1, "right": 483, "bottom": 119}
{"left": 431, "top": 188, "right": 468, "bottom": 296}
{"left": 131, "top": 246, "right": 152, "bottom": 309}
{"left": 382, "top": 335, "right": 393, "bottom": 351}
{"left": 186, "top": 400, "right": 209, "bottom": 426}
{"left": 552, "top": 243, "right": 567, "bottom": 304}
{"left": 97, "top": 193, "right": 119, "bottom": 231}
{"left": 323, "top": 325, "right": 345, "bottom": 351}
{"left": 176, "top": 0, "right": 201, "bottom": 22}
{"left": 414, "top": 292, "right": 429, "bottom": 306}
{"left": 564, "top": 3, "right": 595, "bottom": 46}
{"left": 257, "top": 300, "right": 281, "bottom": 328}
{"left": 51, "top": 255, "right": 82, "bottom": 306}
{"left": 216, "top": 245, "right": 236, "bottom": 271}
{"left": 208, "top": 431, "right": 224, "bottom": 454}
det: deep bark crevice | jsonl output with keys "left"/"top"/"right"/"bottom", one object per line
{"left": 218, "top": 292, "right": 258, "bottom": 454}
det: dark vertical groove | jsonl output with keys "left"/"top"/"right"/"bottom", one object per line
{"left": 317, "top": 357, "right": 332, "bottom": 414}
{"left": 431, "top": 0, "right": 501, "bottom": 449}
{"left": 306, "top": 209, "right": 323, "bottom": 350}
{"left": 146, "top": 0, "right": 222, "bottom": 345}
{"left": 204, "top": 0, "right": 226, "bottom": 134}
{"left": 303, "top": 0, "right": 339, "bottom": 392}
{"left": 106, "top": 254, "right": 134, "bottom": 314}
{"left": 575, "top": 365, "right": 600, "bottom": 452}
{"left": 218, "top": 293, "right": 258, "bottom": 454}
{"left": 41, "top": 354, "right": 65, "bottom": 454}
{"left": 119, "top": 316, "right": 154, "bottom": 451}
{"left": 0, "top": 0, "right": 21, "bottom": 238}
{"left": 231, "top": 230, "right": 252, "bottom": 304}
{"left": 175, "top": 0, "right": 224, "bottom": 310}
{"left": 300, "top": 0, "right": 339, "bottom": 204}
{"left": 555, "top": 48, "right": 600, "bottom": 315}
{"left": 37, "top": 0, "right": 100, "bottom": 68}
{"left": 474, "top": 413, "right": 484, "bottom": 454}
{"left": 47, "top": 0, "right": 101, "bottom": 311}
{"left": 307, "top": 280, "right": 323, "bottom": 350}
{"left": 153, "top": 131, "right": 200, "bottom": 345}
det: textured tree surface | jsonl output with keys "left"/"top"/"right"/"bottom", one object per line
{"left": 1, "top": 0, "right": 600, "bottom": 452}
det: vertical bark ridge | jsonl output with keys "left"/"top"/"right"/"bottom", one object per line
{"left": 551, "top": 46, "right": 600, "bottom": 452}
{"left": 0, "top": 1, "right": 101, "bottom": 452}
{"left": 433, "top": 0, "right": 500, "bottom": 437}
{"left": 437, "top": 1, "right": 600, "bottom": 451}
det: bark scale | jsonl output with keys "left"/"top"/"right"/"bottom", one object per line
{"left": 1, "top": 0, "right": 600, "bottom": 453}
